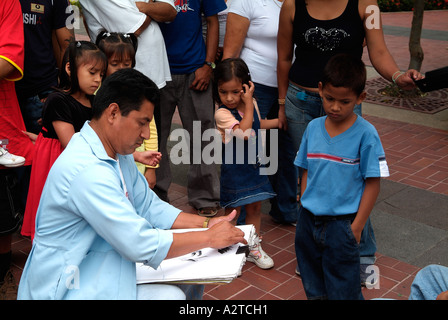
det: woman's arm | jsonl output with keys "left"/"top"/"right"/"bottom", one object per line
{"left": 361, "top": 0, "right": 423, "bottom": 90}
{"left": 222, "top": 12, "right": 250, "bottom": 59}
{"left": 276, "top": 0, "right": 295, "bottom": 130}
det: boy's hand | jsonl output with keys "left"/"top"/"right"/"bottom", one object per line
{"left": 351, "top": 225, "right": 362, "bottom": 244}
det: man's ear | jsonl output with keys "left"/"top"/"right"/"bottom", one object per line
{"left": 106, "top": 103, "right": 120, "bottom": 123}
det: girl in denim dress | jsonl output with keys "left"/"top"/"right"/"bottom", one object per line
{"left": 213, "top": 58, "right": 278, "bottom": 269}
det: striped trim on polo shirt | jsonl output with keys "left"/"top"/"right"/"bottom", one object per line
{"left": 307, "top": 153, "right": 360, "bottom": 165}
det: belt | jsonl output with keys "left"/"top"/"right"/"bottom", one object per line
{"left": 302, "top": 206, "right": 356, "bottom": 221}
{"left": 313, "top": 213, "right": 357, "bottom": 221}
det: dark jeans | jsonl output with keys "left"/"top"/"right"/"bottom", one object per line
{"left": 295, "top": 206, "right": 364, "bottom": 300}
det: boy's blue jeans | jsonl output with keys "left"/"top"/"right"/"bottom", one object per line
{"left": 295, "top": 206, "right": 364, "bottom": 300}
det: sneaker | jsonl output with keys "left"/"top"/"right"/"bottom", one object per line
{"left": 0, "top": 147, "right": 25, "bottom": 168}
{"left": 246, "top": 234, "right": 274, "bottom": 269}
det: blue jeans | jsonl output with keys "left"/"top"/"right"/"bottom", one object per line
{"left": 285, "top": 83, "right": 325, "bottom": 153}
{"left": 285, "top": 82, "right": 376, "bottom": 264}
{"left": 237, "top": 82, "right": 298, "bottom": 225}
{"left": 295, "top": 206, "right": 364, "bottom": 300}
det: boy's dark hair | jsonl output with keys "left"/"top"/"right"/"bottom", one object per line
{"left": 95, "top": 30, "right": 138, "bottom": 69}
{"left": 212, "top": 58, "right": 252, "bottom": 105}
{"left": 59, "top": 40, "right": 108, "bottom": 94}
{"left": 321, "top": 53, "right": 367, "bottom": 96}
{"left": 92, "top": 68, "right": 160, "bottom": 119}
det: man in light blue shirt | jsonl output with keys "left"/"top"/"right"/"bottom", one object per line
{"left": 17, "top": 68, "right": 245, "bottom": 300}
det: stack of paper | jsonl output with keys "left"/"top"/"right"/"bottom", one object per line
{"left": 136, "top": 224, "right": 255, "bottom": 284}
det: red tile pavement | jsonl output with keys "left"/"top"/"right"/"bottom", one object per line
{"left": 7, "top": 182, "right": 422, "bottom": 301}
{"left": 366, "top": 115, "right": 448, "bottom": 195}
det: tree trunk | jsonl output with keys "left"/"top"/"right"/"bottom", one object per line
{"left": 408, "top": 0, "right": 425, "bottom": 71}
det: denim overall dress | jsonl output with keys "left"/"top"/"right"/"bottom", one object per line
{"left": 218, "top": 105, "right": 276, "bottom": 208}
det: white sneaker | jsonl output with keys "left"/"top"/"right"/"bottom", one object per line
{"left": 246, "top": 234, "right": 274, "bottom": 269}
{"left": 0, "top": 147, "right": 25, "bottom": 168}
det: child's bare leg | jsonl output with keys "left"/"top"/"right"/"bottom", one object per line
{"left": 243, "top": 201, "right": 261, "bottom": 234}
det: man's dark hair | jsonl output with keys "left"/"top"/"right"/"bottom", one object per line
{"left": 92, "top": 68, "right": 160, "bottom": 119}
{"left": 321, "top": 53, "right": 367, "bottom": 96}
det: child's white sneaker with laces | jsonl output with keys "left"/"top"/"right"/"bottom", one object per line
{"left": 0, "top": 147, "right": 25, "bottom": 168}
{"left": 247, "top": 234, "right": 274, "bottom": 269}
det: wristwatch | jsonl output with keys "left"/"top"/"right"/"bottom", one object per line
{"left": 205, "top": 61, "right": 216, "bottom": 69}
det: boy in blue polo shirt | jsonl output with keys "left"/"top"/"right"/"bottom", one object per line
{"left": 294, "top": 53, "right": 389, "bottom": 300}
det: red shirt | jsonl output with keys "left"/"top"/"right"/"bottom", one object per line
{"left": 0, "top": 0, "right": 35, "bottom": 167}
